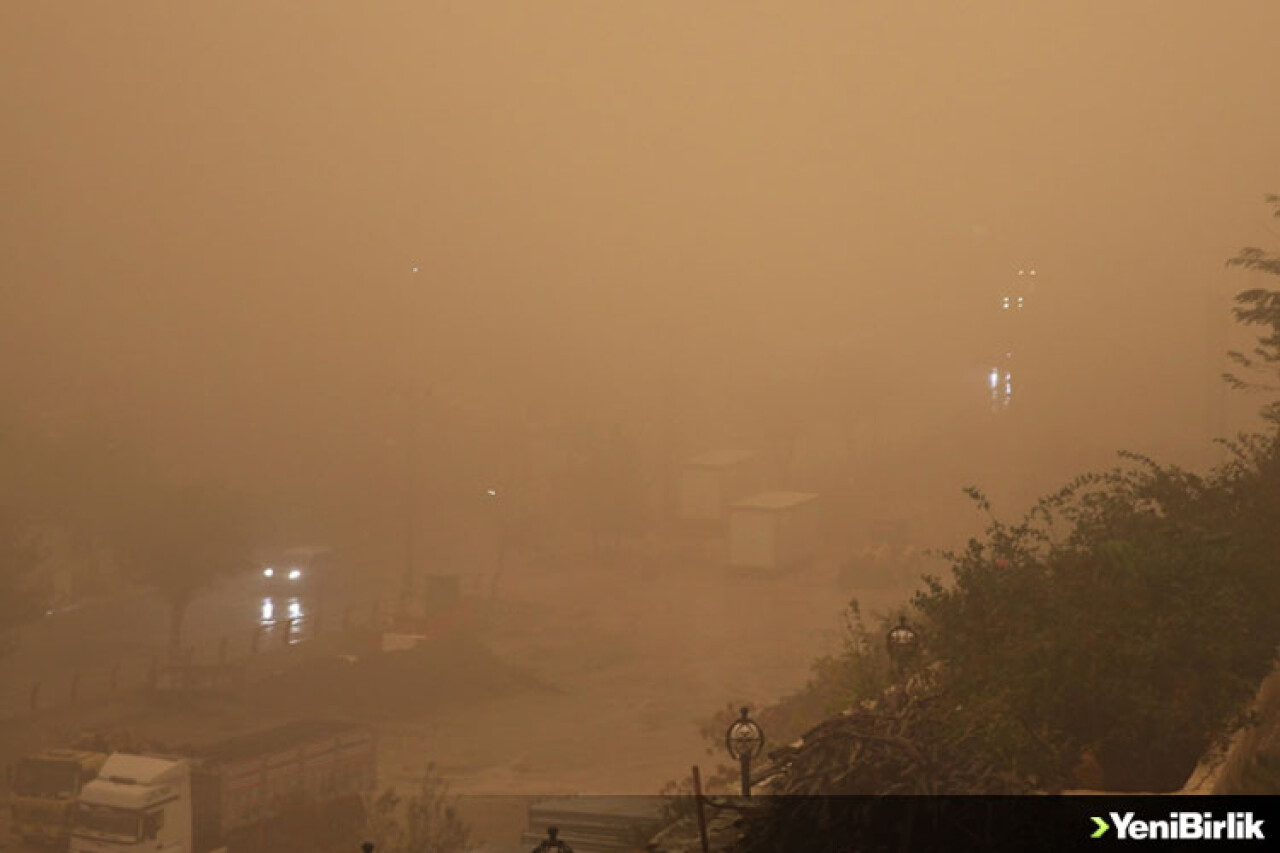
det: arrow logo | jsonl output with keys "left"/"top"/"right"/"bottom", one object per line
{"left": 1091, "top": 816, "right": 1110, "bottom": 839}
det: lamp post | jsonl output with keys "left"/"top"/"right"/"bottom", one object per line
{"left": 485, "top": 486, "right": 510, "bottom": 600}
{"left": 724, "top": 707, "right": 765, "bottom": 797}
{"left": 885, "top": 615, "right": 919, "bottom": 677}
{"left": 531, "top": 825, "right": 574, "bottom": 852}
{"left": 401, "top": 385, "right": 420, "bottom": 605}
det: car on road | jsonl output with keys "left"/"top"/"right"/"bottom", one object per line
{"left": 259, "top": 564, "right": 310, "bottom": 594}
{"left": 256, "top": 545, "right": 333, "bottom": 595}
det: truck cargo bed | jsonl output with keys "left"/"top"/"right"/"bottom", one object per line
{"left": 190, "top": 720, "right": 375, "bottom": 851}
{"left": 193, "top": 721, "right": 364, "bottom": 763}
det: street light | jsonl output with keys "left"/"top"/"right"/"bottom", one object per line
{"left": 485, "top": 486, "right": 511, "bottom": 600}
{"left": 885, "top": 615, "right": 920, "bottom": 676}
{"left": 724, "top": 706, "right": 765, "bottom": 797}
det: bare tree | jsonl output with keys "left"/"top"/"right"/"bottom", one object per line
{"left": 365, "top": 765, "right": 470, "bottom": 853}
{"left": 0, "top": 503, "right": 46, "bottom": 658}
{"left": 111, "top": 480, "right": 255, "bottom": 658}
{"left": 1224, "top": 194, "right": 1280, "bottom": 422}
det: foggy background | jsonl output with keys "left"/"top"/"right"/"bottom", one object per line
{"left": 4, "top": 0, "right": 1280, "bottom": 555}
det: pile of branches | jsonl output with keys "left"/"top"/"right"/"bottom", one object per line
{"left": 754, "top": 679, "right": 1029, "bottom": 796}
{"left": 728, "top": 681, "right": 1037, "bottom": 853}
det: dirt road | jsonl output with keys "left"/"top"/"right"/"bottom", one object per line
{"left": 379, "top": 549, "right": 908, "bottom": 796}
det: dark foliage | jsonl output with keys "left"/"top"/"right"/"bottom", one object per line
{"left": 110, "top": 480, "right": 257, "bottom": 655}
{"left": 365, "top": 765, "right": 470, "bottom": 853}
{"left": 1223, "top": 194, "right": 1280, "bottom": 420}
{"left": 0, "top": 503, "right": 47, "bottom": 652}
{"left": 913, "top": 439, "right": 1280, "bottom": 791}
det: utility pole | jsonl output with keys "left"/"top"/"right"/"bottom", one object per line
{"left": 401, "top": 389, "right": 417, "bottom": 601}
{"left": 401, "top": 384, "right": 420, "bottom": 605}
{"left": 396, "top": 263, "right": 434, "bottom": 610}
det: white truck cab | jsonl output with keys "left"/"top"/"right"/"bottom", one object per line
{"left": 71, "top": 755, "right": 194, "bottom": 853}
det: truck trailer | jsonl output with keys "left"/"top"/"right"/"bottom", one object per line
{"left": 69, "top": 721, "right": 375, "bottom": 853}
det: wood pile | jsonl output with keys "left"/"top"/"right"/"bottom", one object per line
{"left": 752, "top": 679, "right": 1027, "bottom": 796}
{"left": 725, "top": 679, "right": 1034, "bottom": 853}
{"left": 647, "top": 677, "right": 1040, "bottom": 852}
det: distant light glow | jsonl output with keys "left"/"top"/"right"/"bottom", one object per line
{"left": 288, "top": 599, "right": 302, "bottom": 620}
{"left": 261, "top": 599, "right": 274, "bottom": 622}
{"left": 487, "top": 488, "right": 498, "bottom": 497}
{"left": 263, "top": 568, "right": 274, "bottom": 578}
{"left": 411, "top": 266, "right": 420, "bottom": 273}
{"left": 990, "top": 365, "right": 1016, "bottom": 412}
{"left": 288, "top": 569, "right": 302, "bottom": 581}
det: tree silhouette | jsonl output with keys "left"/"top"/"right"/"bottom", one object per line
{"left": 1224, "top": 194, "right": 1280, "bottom": 421}
{"left": 111, "top": 480, "right": 256, "bottom": 658}
{"left": 365, "top": 765, "right": 470, "bottom": 853}
{"left": 0, "top": 503, "right": 46, "bottom": 657}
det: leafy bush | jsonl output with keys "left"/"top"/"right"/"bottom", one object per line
{"left": 688, "top": 601, "right": 911, "bottom": 791}
{"left": 913, "top": 440, "right": 1280, "bottom": 790}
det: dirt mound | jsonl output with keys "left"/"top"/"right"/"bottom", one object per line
{"left": 247, "top": 639, "right": 555, "bottom": 719}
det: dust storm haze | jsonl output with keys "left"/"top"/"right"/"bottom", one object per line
{"left": 2, "top": 0, "right": 1280, "bottom": 827}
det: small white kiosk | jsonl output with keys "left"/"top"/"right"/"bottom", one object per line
{"left": 678, "top": 449, "right": 762, "bottom": 523}
{"left": 727, "top": 491, "right": 820, "bottom": 572}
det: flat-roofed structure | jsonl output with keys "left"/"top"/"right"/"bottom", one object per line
{"left": 678, "top": 448, "right": 762, "bottom": 523}
{"left": 727, "top": 491, "right": 820, "bottom": 571}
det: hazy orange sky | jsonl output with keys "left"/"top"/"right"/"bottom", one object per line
{"left": 3, "top": 2, "right": 1279, "bottom": 522}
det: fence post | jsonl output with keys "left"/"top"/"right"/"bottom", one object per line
{"left": 692, "top": 765, "right": 711, "bottom": 853}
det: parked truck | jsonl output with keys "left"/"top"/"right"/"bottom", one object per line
{"left": 69, "top": 721, "right": 374, "bottom": 853}
{"left": 10, "top": 748, "right": 109, "bottom": 846}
